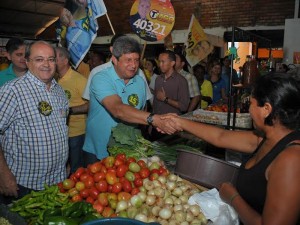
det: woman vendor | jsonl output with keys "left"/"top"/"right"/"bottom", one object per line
{"left": 164, "top": 72, "right": 300, "bottom": 225}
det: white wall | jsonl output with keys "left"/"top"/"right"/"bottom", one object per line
{"left": 283, "top": 18, "right": 300, "bottom": 65}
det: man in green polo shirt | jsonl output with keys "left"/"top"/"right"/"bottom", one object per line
{"left": 0, "top": 37, "right": 27, "bottom": 87}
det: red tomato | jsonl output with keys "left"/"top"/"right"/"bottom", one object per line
{"left": 89, "top": 161, "right": 102, "bottom": 174}
{"left": 116, "top": 164, "right": 128, "bottom": 178}
{"left": 95, "top": 180, "right": 108, "bottom": 192}
{"left": 151, "top": 169, "right": 160, "bottom": 175}
{"left": 106, "top": 171, "right": 118, "bottom": 185}
{"left": 69, "top": 174, "right": 78, "bottom": 183}
{"left": 93, "top": 201, "right": 104, "bottom": 214}
{"left": 63, "top": 179, "right": 75, "bottom": 190}
{"left": 84, "top": 176, "right": 95, "bottom": 189}
{"left": 134, "top": 172, "right": 141, "bottom": 180}
{"left": 126, "top": 157, "right": 136, "bottom": 164}
{"left": 100, "top": 166, "right": 107, "bottom": 174}
{"left": 159, "top": 166, "right": 169, "bottom": 176}
{"left": 102, "top": 207, "right": 114, "bottom": 218}
{"left": 86, "top": 196, "right": 95, "bottom": 204}
{"left": 74, "top": 167, "right": 86, "bottom": 178}
{"left": 104, "top": 156, "right": 115, "bottom": 168}
{"left": 93, "top": 171, "right": 106, "bottom": 182}
{"left": 108, "top": 185, "right": 113, "bottom": 193}
{"left": 134, "top": 178, "right": 143, "bottom": 187}
{"left": 117, "top": 192, "right": 132, "bottom": 201}
{"left": 137, "top": 160, "right": 147, "bottom": 168}
{"left": 57, "top": 182, "right": 64, "bottom": 191}
{"left": 111, "top": 182, "right": 122, "bottom": 193}
{"left": 131, "top": 187, "right": 140, "bottom": 195}
{"left": 116, "top": 153, "right": 126, "bottom": 161}
{"left": 139, "top": 167, "right": 150, "bottom": 179}
{"left": 121, "top": 179, "right": 132, "bottom": 193}
{"left": 79, "top": 173, "right": 91, "bottom": 182}
{"left": 79, "top": 189, "right": 90, "bottom": 199}
{"left": 89, "top": 187, "right": 100, "bottom": 200}
{"left": 71, "top": 194, "right": 82, "bottom": 202}
{"left": 98, "top": 193, "right": 108, "bottom": 206}
{"left": 114, "top": 158, "right": 125, "bottom": 167}
{"left": 119, "top": 177, "right": 126, "bottom": 183}
{"left": 107, "top": 168, "right": 117, "bottom": 174}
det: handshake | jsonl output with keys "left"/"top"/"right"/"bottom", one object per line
{"left": 151, "top": 113, "right": 184, "bottom": 135}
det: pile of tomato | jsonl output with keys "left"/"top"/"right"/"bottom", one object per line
{"left": 58, "top": 154, "right": 169, "bottom": 217}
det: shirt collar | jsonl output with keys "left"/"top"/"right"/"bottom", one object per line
{"left": 26, "top": 71, "right": 57, "bottom": 90}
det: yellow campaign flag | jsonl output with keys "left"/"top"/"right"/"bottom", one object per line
{"left": 185, "top": 14, "right": 214, "bottom": 67}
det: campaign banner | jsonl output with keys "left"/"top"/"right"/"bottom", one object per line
{"left": 58, "top": 0, "right": 107, "bottom": 68}
{"left": 130, "top": 0, "right": 175, "bottom": 42}
{"left": 184, "top": 14, "right": 213, "bottom": 67}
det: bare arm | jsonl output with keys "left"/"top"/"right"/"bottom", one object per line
{"left": 169, "top": 116, "right": 259, "bottom": 153}
{"left": 0, "top": 146, "right": 18, "bottom": 197}
{"left": 70, "top": 102, "right": 89, "bottom": 114}
{"left": 187, "top": 95, "right": 200, "bottom": 112}
{"left": 220, "top": 144, "right": 300, "bottom": 225}
{"left": 102, "top": 95, "right": 177, "bottom": 134}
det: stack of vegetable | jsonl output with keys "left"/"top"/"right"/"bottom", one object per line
{"left": 108, "top": 123, "right": 205, "bottom": 170}
{"left": 57, "top": 154, "right": 207, "bottom": 224}
{"left": 9, "top": 185, "right": 99, "bottom": 225}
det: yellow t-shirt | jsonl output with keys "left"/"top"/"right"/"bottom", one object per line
{"left": 58, "top": 68, "right": 87, "bottom": 137}
{"left": 77, "top": 61, "right": 90, "bottom": 79}
{"left": 200, "top": 79, "right": 213, "bottom": 109}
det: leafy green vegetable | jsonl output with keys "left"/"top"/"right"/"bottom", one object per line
{"left": 108, "top": 123, "right": 154, "bottom": 159}
{"left": 110, "top": 123, "right": 141, "bottom": 146}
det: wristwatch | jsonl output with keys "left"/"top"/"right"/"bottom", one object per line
{"left": 164, "top": 97, "right": 169, "bottom": 104}
{"left": 147, "top": 113, "right": 155, "bottom": 125}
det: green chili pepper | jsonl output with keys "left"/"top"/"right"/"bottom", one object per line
{"left": 43, "top": 208, "right": 62, "bottom": 218}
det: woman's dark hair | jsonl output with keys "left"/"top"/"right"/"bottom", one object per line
{"left": 251, "top": 72, "right": 300, "bottom": 129}
{"left": 146, "top": 58, "right": 160, "bottom": 74}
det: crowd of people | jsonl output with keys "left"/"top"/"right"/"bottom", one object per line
{"left": 0, "top": 35, "right": 299, "bottom": 225}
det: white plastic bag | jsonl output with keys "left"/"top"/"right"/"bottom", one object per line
{"left": 188, "top": 188, "right": 239, "bottom": 225}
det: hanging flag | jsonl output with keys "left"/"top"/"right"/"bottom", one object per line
{"left": 59, "top": 0, "right": 107, "bottom": 68}
{"left": 184, "top": 14, "right": 213, "bottom": 67}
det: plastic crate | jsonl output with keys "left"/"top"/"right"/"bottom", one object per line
{"left": 190, "top": 109, "right": 252, "bottom": 128}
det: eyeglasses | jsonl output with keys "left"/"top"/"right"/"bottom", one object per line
{"left": 28, "top": 57, "right": 56, "bottom": 64}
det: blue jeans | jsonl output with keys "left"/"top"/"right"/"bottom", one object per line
{"left": 83, "top": 151, "right": 99, "bottom": 167}
{"left": 69, "top": 134, "right": 85, "bottom": 174}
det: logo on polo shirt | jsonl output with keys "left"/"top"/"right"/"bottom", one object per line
{"left": 128, "top": 94, "right": 139, "bottom": 107}
{"left": 65, "top": 90, "right": 71, "bottom": 99}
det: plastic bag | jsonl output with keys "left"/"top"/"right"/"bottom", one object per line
{"left": 188, "top": 188, "right": 239, "bottom": 225}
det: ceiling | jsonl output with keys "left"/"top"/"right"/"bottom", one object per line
{"left": 0, "top": 0, "right": 64, "bottom": 39}
{"left": 0, "top": 0, "right": 292, "bottom": 48}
